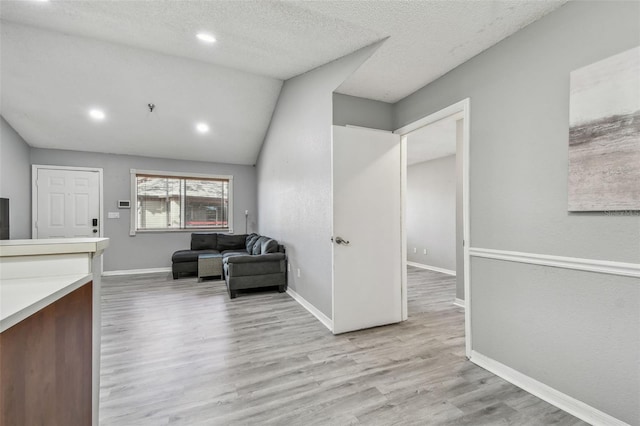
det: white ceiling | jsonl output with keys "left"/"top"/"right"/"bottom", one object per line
{"left": 0, "top": 0, "right": 568, "bottom": 165}
{"left": 406, "top": 117, "right": 458, "bottom": 166}
{"left": 0, "top": 22, "right": 282, "bottom": 165}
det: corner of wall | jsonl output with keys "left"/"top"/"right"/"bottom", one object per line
{"left": 256, "top": 41, "right": 386, "bottom": 318}
{"left": 0, "top": 115, "right": 32, "bottom": 239}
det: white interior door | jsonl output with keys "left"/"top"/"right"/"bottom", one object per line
{"left": 332, "top": 125, "right": 402, "bottom": 334}
{"left": 35, "top": 168, "right": 100, "bottom": 238}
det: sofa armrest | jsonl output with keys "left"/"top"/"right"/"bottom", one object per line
{"left": 224, "top": 253, "right": 286, "bottom": 264}
{"left": 225, "top": 257, "right": 286, "bottom": 278}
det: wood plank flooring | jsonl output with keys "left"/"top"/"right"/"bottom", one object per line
{"left": 99, "top": 267, "right": 586, "bottom": 425}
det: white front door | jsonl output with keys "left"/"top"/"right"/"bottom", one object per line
{"left": 332, "top": 126, "right": 402, "bottom": 334}
{"left": 34, "top": 168, "right": 101, "bottom": 238}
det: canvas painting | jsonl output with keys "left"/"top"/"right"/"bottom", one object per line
{"left": 568, "top": 46, "right": 640, "bottom": 211}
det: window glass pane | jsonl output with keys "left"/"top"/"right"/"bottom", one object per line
{"left": 136, "top": 177, "right": 181, "bottom": 229}
{"left": 134, "top": 174, "right": 231, "bottom": 231}
{"left": 184, "top": 179, "right": 228, "bottom": 228}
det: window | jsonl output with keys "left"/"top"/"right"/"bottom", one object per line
{"left": 130, "top": 170, "right": 232, "bottom": 233}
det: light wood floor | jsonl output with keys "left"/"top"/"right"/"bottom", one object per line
{"left": 99, "top": 267, "right": 586, "bottom": 425}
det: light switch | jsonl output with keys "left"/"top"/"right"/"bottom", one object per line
{"left": 108, "top": 212, "right": 120, "bottom": 219}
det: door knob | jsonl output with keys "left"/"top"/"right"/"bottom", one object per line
{"left": 93, "top": 229, "right": 98, "bottom": 233}
{"left": 335, "top": 236, "right": 350, "bottom": 246}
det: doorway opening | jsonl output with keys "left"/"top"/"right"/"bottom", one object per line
{"left": 395, "top": 99, "right": 471, "bottom": 357}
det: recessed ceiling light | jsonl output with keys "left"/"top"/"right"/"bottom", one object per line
{"left": 89, "top": 109, "right": 105, "bottom": 120}
{"left": 196, "top": 123, "right": 209, "bottom": 133}
{"left": 196, "top": 33, "right": 216, "bottom": 44}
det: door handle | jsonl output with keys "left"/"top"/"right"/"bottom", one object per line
{"left": 92, "top": 229, "right": 98, "bottom": 233}
{"left": 335, "top": 236, "right": 350, "bottom": 246}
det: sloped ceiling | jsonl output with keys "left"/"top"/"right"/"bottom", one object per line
{"left": 0, "top": 22, "right": 282, "bottom": 165}
{"left": 0, "top": 0, "right": 567, "bottom": 165}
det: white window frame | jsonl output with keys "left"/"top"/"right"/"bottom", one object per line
{"left": 130, "top": 169, "right": 233, "bottom": 236}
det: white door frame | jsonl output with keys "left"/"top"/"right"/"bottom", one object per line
{"left": 32, "top": 165, "right": 105, "bottom": 239}
{"left": 394, "top": 98, "right": 471, "bottom": 358}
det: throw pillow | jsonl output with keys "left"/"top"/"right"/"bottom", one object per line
{"left": 246, "top": 233, "right": 259, "bottom": 253}
{"left": 252, "top": 236, "right": 267, "bottom": 255}
{"left": 261, "top": 238, "right": 279, "bottom": 254}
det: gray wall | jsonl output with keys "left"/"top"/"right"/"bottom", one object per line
{"left": 0, "top": 116, "right": 31, "bottom": 239}
{"left": 473, "top": 259, "right": 639, "bottom": 424}
{"left": 395, "top": 1, "right": 640, "bottom": 423}
{"left": 30, "top": 148, "right": 257, "bottom": 272}
{"left": 333, "top": 93, "right": 394, "bottom": 131}
{"left": 406, "top": 155, "right": 456, "bottom": 272}
{"left": 257, "top": 43, "right": 381, "bottom": 318}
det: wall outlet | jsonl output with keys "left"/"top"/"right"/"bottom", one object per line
{"left": 297, "top": 268, "right": 301, "bottom": 278}
{"left": 423, "top": 249, "right": 427, "bottom": 255}
{"left": 413, "top": 247, "right": 417, "bottom": 253}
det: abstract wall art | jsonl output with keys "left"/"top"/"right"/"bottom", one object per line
{"left": 568, "top": 46, "right": 640, "bottom": 211}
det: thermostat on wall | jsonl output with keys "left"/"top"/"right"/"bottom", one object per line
{"left": 118, "top": 200, "right": 131, "bottom": 209}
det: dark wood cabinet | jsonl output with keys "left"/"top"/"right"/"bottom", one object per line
{"left": 0, "top": 282, "right": 93, "bottom": 426}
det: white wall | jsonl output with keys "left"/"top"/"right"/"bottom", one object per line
{"left": 30, "top": 148, "right": 257, "bottom": 272}
{"left": 0, "top": 116, "right": 31, "bottom": 239}
{"left": 256, "top": 43, "right": 382, "bottom": 318}
{"left": 406, "top": 155, "right": 456, "bottom": 272}
{"left": 395, "top": 1, "right": 640, "bottom": 423}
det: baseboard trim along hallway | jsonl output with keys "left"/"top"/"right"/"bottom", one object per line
{"left": 286, "top": 287, "right": 333, "bottom": 332}
{"left": 470, "top": 351, "right": 629, "bottom": 426}
{"left": 102, "top": 267, "right": 172, "bottom": 277}
{"left": 407, "top": 261, "right": 456, "bottom": 276}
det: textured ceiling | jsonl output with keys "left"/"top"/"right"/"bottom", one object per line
{"left": 311, "top": 1, "right": 568, "bottom": 102}
{"left": 0, "top": 0, "right": 568, "bottom": 164}
{"left": 0, "top": 0, "right": 379, "bottom": 82}
{"left": 406, "top": 117, "right": 457, "bottom": 166}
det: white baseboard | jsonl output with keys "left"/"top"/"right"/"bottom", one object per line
{"left": 453, "top": 298, "right": 465, "bottom": 308}
{"left": 470, "top": 351, "right": 629, "bottom": 426}
{"left": 407, "top": 261, "right": 456, "bottom": 276}
{"left": 286, "top": 287, "right": 333, "bottom": 332}
{"left": 102, "top": 267, "right": 171, "bottom": 277}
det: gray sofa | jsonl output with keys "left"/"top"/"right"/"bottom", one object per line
{"left": 171, "top": 233, "right": 246, "bottom": 279}
{"left": 171, "top": 232, "right": 287, "bottom": 298}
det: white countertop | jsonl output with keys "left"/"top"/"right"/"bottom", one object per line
{"left": 0, "top": 274, "right": 93, "bottom": 332}
{"left": 0, "top": 238, "right": 109, "bottom": 257}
